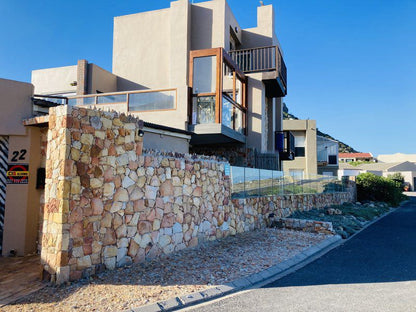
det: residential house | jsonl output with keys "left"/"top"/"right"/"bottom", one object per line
{"left": 2, "top": 0, "right": 290, "bottom": 257}
{"left": 281, "top": 119, "right": 339, "bottom": 177}
{"left": 377, "top": 153, "right": 416, "bottom": 164}
{"left": 317, "top": 135, "right": 339, "bottom": 176}
{"left": 282, "top": 119, "right": 317, "bottom": 176}
{"left": 339, "top": 152, "right": 374, "bottom": 163}
{"left": 338, "top": 161, "right": 416, "bottom": 191}
{"left": 31, "top": 0, "right": 290, "bottom": 169}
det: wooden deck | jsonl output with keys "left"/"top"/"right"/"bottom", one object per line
{"left": 0, "top": 255, "right": 45, "bottom": 307}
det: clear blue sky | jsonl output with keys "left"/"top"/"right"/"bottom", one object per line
{"left": 1, "top": 0, "right": 415, "bottom": 156}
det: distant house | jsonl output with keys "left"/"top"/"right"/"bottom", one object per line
{"left": 339, "top": 152, "right": 374, "bottom": 163}
{"left": 282, "top": 119, "right": 317, "bottom": 176}
{"left": 338, "top": 161, "right": 416, "bottom": 191}
{"left": 317, "top": 136, "right": 339, "bottom": 176}
{"left": 377, "top": 153, "right": 416, "bottom": 163}
{"left": 281, "top": 119, "right": 339, "bottom": 177}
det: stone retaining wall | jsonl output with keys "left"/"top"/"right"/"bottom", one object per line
{"left": 41, "top": 106, "right": 354, "bottom": 283}
{"left": 230, "top": 192, "right": 353, "bottom": 232}
{"left": 273, "top": 218, "right": 335, "bottom": 234}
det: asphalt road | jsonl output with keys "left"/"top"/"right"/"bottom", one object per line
{"left": 184, "top": 196, "right": 416, "bottom": 312}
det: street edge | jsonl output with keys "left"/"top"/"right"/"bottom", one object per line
{"left": 126, "top": 235, "right": 342, "bottom": 312}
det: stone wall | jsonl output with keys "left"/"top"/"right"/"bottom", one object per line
{"left": 41, "top": 106, "right": 355, "bottom": 283}
{"left": 41, "top": 106, "right": 231, "bottom": 283}
{"left": 273, "top": 218, "right": 335, "bottom": 235}
{"left": 230, "top": 192, "right": 353, "bottom": 232}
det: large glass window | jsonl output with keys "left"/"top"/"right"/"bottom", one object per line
{"left": 128, "top": 90, "right": 175, "bottom": 112}
{"left": 294, "top": 134, "right": 305, "bottom": 157}
{"left": 189, "top": 48, "right": 247, "bottom": 135}
{"left": 193, "top": 96, "right": 216, "bottom": 124}
{"left": 193, "top": 56, "right": 216, "bottom": 94}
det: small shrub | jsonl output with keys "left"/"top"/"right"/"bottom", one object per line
{"left": 356, "top": 172, "right": 406, "bottom": 206}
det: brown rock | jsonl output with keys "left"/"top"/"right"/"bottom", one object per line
{"left": 128, "top": 240, "right": 139, "bottom": 257}
{"left": 103, "top": 229, "right": 116, "bottom": 246}
{"left": 91, "top": 198, "right": 104, "bottom": 215}
{"left": 90, "top": 145, "right": 102, "bottom": 158}
{"left": 188, "top": 237, "right": 198, "bottom": 247}
{"left": 116, "top": 224, "right": 127, "bottom": 238}
{"left": 160, "top": 180, "right": 174, "bottom": 196}
{"left": 76, "top": 162, "right": 88, "bottom": 176}
{"left": 80, "top": 174, "right": 90, "bottom": 188}
{"left": 114, "top": 188, "right": 129, "bottom": 202}
{"left": 137, "top": 221, "right": 152, "bottom": 234}
{"left": 113, "top": 213, "right": 123, "bottom": 229}
{"left": 108, "top": 144, "right": 116, "bottom": 156}
{"left": 193, "top": 186, "right": 202, "bottom": 197}
{"left": 134, "top": 200, "right": 145, "bottom": 212}
{"left": 104, "top": 168, "right": 115, "bottom": 182}
{"left": 161, "top": 214, "right": 175, "bottom": 228}
{"left": 83, "top": 244, "right": 92, "bottom": 255}
{"left": 70, "top": 222, "right": 83, "bottom": 238}
{"left": 93, "top": 166, "right": 103, "bottom": 178}
{"left": 68, "top": 207, "right": 83, "bottom": 223}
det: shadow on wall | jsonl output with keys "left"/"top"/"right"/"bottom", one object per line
{"left": 191, "top": 5, "right": 213, "bottom": 50}
{"left": 116, "top": 76, "right": 149, "bottom": 92}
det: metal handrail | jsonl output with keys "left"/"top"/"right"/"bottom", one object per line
{"left": 229, "top": 45, "right": 287, "bottom": 90}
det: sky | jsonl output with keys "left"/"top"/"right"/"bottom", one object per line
{"left": 1, "top": 0, "right": 415, "bottom": 156}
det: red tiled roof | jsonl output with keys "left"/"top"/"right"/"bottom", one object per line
{"left": 339, "top": 153, "right": 373, "bottom": 158}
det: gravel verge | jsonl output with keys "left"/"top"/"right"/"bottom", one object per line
{"left": 3, "top": 229, "right": 331, "bottom": 312}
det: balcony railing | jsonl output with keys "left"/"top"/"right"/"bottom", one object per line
{"left": 67, "top": 89, "right": 177, "bottom": 113}
{"left": 229, "top": 45, "right": 287, "bottom": 92}
{"left": 275, "top": 130, "right": 295, "bottom": 161}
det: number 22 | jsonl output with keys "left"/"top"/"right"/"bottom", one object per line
{"left": 11, "top": 149, "right": 27, "bottom": 162}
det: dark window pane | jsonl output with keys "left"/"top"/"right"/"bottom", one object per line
{"left": 328, "top": 155, "right": 337, "bottom": 164}
{"left": 295, "top": 147, "right": 305, "bottom": 157}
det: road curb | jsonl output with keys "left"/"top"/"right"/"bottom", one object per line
{"left": 126, "top": 234, "right": 342, "bottom": 312}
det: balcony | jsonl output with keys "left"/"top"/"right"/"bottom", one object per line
{"left": 67, "top": 89, "right": 176, "bottom": 113}
{"left": 229, "top": 46, "right": 287, "bottom": 97}
{"left": 275, "top": 130, "right": 295, "bottom": 161}
{"left": 189, "top": 48, "right": 247, "bottom": 145}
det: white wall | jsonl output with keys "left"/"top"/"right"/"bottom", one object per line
{"left": 32, "top": 65, "right": 77, "bottom": 95}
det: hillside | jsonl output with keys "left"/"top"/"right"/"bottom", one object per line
{"left": 283, "top": 103, "right": 359, "bottom": 153}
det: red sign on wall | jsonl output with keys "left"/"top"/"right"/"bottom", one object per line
{"left": 6, "top": 164, "right": 29, "bottom": 184}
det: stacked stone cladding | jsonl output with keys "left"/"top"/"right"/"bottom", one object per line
{"left": 230, "top": 192, "right": 353, "bottom": 231}
{"left": 41, "top": 106, "right": 354, "bottom": 283}
{"left": 42, "top": 106, "right": 234, "bottom": 282}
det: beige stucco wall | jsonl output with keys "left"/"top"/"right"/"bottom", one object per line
{"left": 0, "top": 79, "right": 34, "bottom": 136}
{"left": 32, "top": 65, "right": 77, "bottom": 95}
{"left": 113, "top": 0, "right": 190, "bottom": 130}
{"left": 143, "top": 128, "right": 190, "bottom": 154}
{"left": 2, "top": 128, "right": 43, "bottom": 256}
{"left": 0, "top": 79, "right": 43, "bottom": 256}
{"left": 282, "top": 119, "right": 317, "bottom": 175}
{"left": 87, "top": 64, "right": 117, "bottom": 94}
{"left": 241, "top": 4, "right": 279, "bottom": 49}
{"left": 245, "top": 74, "right": 264, "bottom": 152}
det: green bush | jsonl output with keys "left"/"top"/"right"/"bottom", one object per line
{"left": 356, "top": 172, "right": 406, "bottom": 206}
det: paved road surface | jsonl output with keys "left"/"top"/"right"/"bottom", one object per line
{"left": 185, "top": 196, "right": 416, "bottom": 311}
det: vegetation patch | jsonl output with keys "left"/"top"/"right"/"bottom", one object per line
{"left": 288, "top": 201, "right": 392, "bottom": 239}
{"left": 356, "top": 172, "right": 407, "bottom": 206}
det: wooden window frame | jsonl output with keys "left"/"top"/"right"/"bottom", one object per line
{"left": 189, "top": 48, "right": 247, "bottom": 134}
